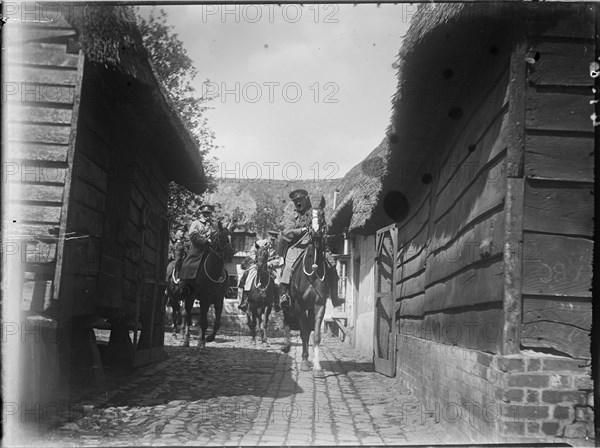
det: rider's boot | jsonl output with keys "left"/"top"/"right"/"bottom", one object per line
{"left": 279, "top": 283, "right": 291, "bottom": 309}
{"left": 238, "top": 289, "right": 249, "bottom": 312}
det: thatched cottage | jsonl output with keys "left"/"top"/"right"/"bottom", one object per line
{"left": 330, "top": 3, "right": 596, "bottom": 444}
{"left": 4, "top": 4, "right": 207, "bottom": 418}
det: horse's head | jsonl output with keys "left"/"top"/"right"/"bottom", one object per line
{"left": 307, "top": 196, "right": 327, "bottom": 244}
{"left": 254, "top": 241, "right": 270, "bottom": 274}
{"left": 215, "top": 228, "right": 234, "bottom": 263}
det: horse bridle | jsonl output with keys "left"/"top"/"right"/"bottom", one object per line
{"left": 253, "top": 245, "right": 272, "bottom": 292}
{"left": 303, "top": 210, "right": 327, "bottom": 281}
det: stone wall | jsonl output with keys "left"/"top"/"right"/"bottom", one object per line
{"left": 396, "top": 334, "right": 594, "bottom": 445}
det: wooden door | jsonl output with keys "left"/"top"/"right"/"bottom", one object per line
{"left": 374, "top": 225, "right": 397, "bottom": 376}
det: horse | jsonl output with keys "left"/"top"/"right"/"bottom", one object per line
{"left": 245, "top": 243, "right": 278, "bottom": 346}
{"left": 281, "top": 196, "right": 332, "bottom": 377}
{"left": 164, "top": 260, "right": 184, "bottom": 337}
{"left": 180, "top": 228, "right": 234, "bottom": 348}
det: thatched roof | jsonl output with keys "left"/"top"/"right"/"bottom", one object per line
{"left": 330, "top": 3, "right": 594, "bottom": 234}
{"left": 329, "top": 138, "right": 390, "bottom": 234}
{"left": 65, "top": 5, "right": 207, "bottom": 194}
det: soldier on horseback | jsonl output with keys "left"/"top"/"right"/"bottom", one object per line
{"left": 237, "top": 236, "right": 282, "bottom": 312}
{"left": 278, "top": 189, "right": 342, "bottom": 309}
{"left": 179, "top": 204, "right": 220, "bottom": 284}
{"left": 167, "top": 225, "right": 187, "bottom": 277}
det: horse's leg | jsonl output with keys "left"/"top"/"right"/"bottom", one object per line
{"left": 176, "top": 299, "right": 183, "bottom": 331}
{"left": 248, "top": 309, "right": 256, "bottom": 344}
{"left": 281, "top": 309, "right": 292, "bottom": 353}
{"left": 198, "top": 298, "right": 209, "bottom": 349}
{"left": 255, "top": 310, "right": 263, "bottom": 346}
{"left": 181, "top": 297, "right": 193, "bottom": 347}
{"left": 172, "top": 297, "right": 181, "bottom": 337}
{"left": 298, "top": 312, "right": 312, "bottom": 371}
{"left": 313, "top": 303, "right": 326, "bottom": 378}
{"left": 261, "top": 306, "right": 270, "bottom": 346}
{"left": 207, "top": 296, "right": 223, "bottom": 343}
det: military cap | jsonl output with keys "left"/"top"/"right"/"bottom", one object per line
{"left": 289, "top": 189, "right": 308, "bottom": 201}
{"left": 267, "top": 230, "right": 279, "bottom": 238}
{"left": 199, "top": 204, "right": 214, "bottom": 213}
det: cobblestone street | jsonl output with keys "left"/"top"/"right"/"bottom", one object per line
{"left": 19, "top": 329, "right": 467, "bottom": 446}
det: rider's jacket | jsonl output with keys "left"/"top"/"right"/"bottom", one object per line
{"left": 189, "top": 216, "right": 219, "bottom": 245}
{"left": 281, "top": 208, "right": 312, "bottom": 248}
{"left": 178, "top": 216, "right": 219, "bottom": 280}
{"left": 241, "top": 239, "right": 282, "bottom": 271}
{"left": 168, "top": 237, "right": 186, "bottom": 262}
{"left": 279, "top": 200, "right": 336, "bottom": 286}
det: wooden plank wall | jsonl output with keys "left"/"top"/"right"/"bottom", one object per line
{"left": 5, "top": 23, "right": 80, "bottom": 313}
{"left": 122, "top": 119, "right": 171, "bottom": 317}
{"left": 59, "top": 61, "right": 114, "bottom": 317}
{"left": 520, "top": 14, "right": 595, "bottom": 359}
{"left": 396, "top": 35, "right": 511, "bottom": 354}
{"left": 60, "top": 65, "right": 171, "bottom": 319}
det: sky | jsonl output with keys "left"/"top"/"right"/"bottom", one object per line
{"left": 138, "top": 4, "right": 415, "bottom": 181}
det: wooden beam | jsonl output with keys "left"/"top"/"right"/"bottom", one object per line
{"left": 502, "top": 37, "right": 527, "bottom": 355}
{"left": 523, "top": 233, "right": 593, "bottom": 297}
{"left": 53, "top": 51, "right": 84, "bottom": 303}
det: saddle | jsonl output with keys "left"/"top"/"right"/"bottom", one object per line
{"left": 289, "top": 247, "right": 334, "bottom": 280}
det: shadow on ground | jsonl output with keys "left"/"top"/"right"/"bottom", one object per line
{"left": 317, "top": 359, "right": 374, "bottom": 374}
{"left": 92, "top": 344, "right": 301, "bottom": 409}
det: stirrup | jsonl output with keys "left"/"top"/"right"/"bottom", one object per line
{"left": 181, "top": 285, "right": 192, "bottom": 296}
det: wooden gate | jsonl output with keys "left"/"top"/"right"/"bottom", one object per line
{"left": 373, "top": 224, "right": 397, "bottom": 376}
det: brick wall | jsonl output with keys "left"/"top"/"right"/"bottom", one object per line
{"left": 396, "top": 334, "right": 594, "bottom": 444}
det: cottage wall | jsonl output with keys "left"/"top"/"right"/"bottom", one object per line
{"left": 5, "top": 21, "right": 81, "bottom": 314}
{"left": 520, "top": 14, "right": 595, "bottom": 361}
{"left": 394, "top": 10, "right": 595, "bottom": 444}
{"left": 396, "top": 28, "right": 511, "bottom": 353}
{"left": 4, "top": 21, "right": 82, "bottom": 413}
{"left": 57, "top": 62, "right": 170, "bottom": 325}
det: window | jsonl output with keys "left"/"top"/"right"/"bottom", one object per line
{"left": 336, "top": 255, "right": 350, "bottom": 299}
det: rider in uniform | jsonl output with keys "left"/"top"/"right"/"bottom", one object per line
{"left": 179, "top": 204, "right": 220, "bottom": 283}
{"left": 166, "top": 225, "right": 186, "bottom": 288}
{"left": 278, "top": 189, "right": 342, "bottom": 308}
{"left": 237, "top": 236, "right": 282, "bottom": 312}
{"left": 167, "top": 226, "right": 186, "bottom": 274}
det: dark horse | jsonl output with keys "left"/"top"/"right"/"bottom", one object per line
{"left": 246, "top": 243, "right": 278, "bottom": 346}
{"left": 281, "top": 196, "right": 333, "bottom": 377}
{"left": 180, "top": 228, "right": 234, "bottom": 348}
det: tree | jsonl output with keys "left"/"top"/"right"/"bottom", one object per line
{"left": 137, "top": 7, "right": 217, "bottom": 162}
{"left": 205, "top": 186, "right": 258, "bottom": 232}
{"left": 136, "top": 7, "right": 218, "bottom": 234}
{"left": 253, "top": 191, "right": 283, "bottom": 237}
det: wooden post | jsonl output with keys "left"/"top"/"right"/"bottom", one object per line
{"left": 502, "top": 35, "right": 526, "bottom": 355}
{"left": 53, "top": 51, "right": 84, "bottom": 303}
{"left": 592, "top": 4, "right": 599, "bottom": 442}
{"left": 133, "top": 205, "right": 149, "bottom": 350}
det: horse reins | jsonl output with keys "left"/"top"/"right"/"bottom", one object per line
{"left": 253, "top": 269, "right": 271, "bottom": 291}
{"left": 203, "top": 235, "right": 228, "bottom": 284}
{"left": 172, "top": 268, "right": 181, "bottom": 284}
{"left": 302, "top": 245, "right": 326, "bottom": 281}
{"left": 302, "top": 216, "right": 327, "bottom": 281}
